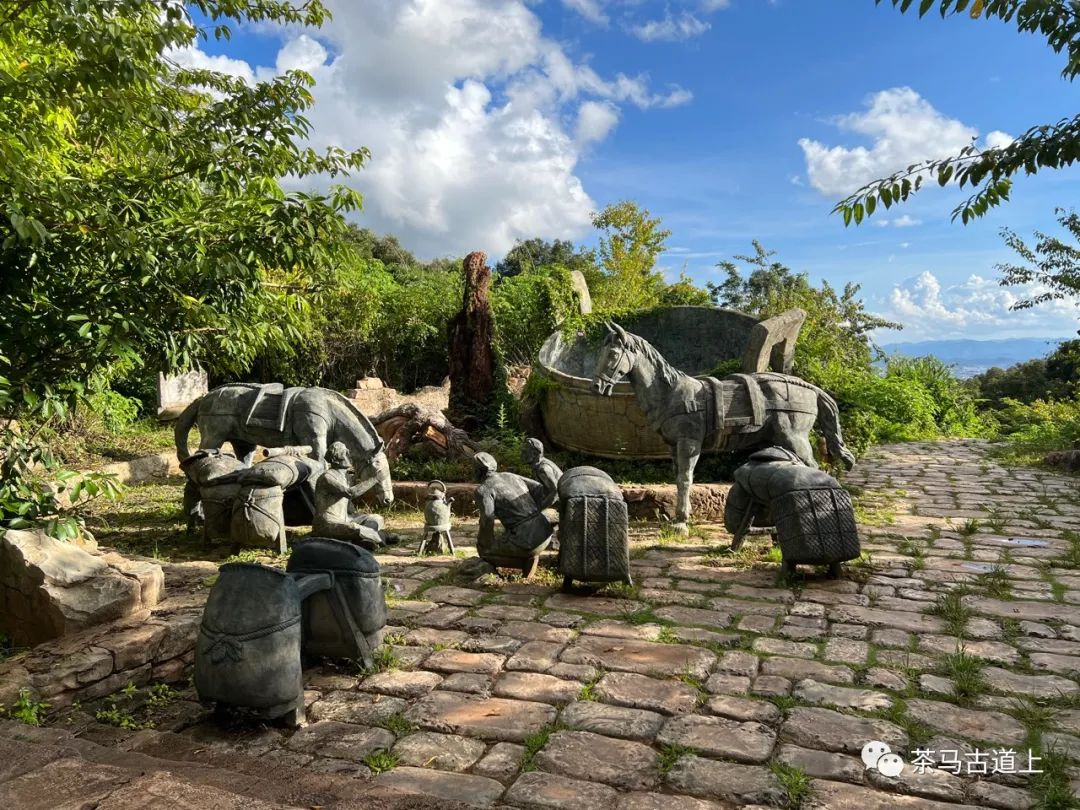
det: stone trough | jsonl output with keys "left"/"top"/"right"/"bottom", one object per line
{"left": 534, "top": 305, "right": 805, "bottom": 459}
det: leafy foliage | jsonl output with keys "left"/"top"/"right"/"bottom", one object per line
{"left": 836, "top": 1, "right": 1080, "bottom": 224}
{"left": 972, "top": 339, "right": 1080, "bottom": 408}
{"left": 495, "top": 237, "right": 595, "bottom": 279}
{"left": 713, "top": 243, "right": 987, "bottom": 454}
{"left": 999, "top": 209, "right": 1080, "bottom": 310}
{"left": 590, "top": 200, "right": 675, "bottom": 312}
{"left": 0, "top": 0, "right": 366, "bottom": 536}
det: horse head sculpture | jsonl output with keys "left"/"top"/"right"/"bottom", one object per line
{"left": 594, "top": 322, "right": 636, "bottom": 396}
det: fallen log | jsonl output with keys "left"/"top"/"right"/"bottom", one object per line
{"left": 371, "top": 403, "right": 479, "bottom": 461}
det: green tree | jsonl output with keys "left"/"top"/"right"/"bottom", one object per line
{"left": 591, "top": 200, "right": 672, "bottom": 311}
{"left": 0, "top": 0, "right": 367, "bottom": 536}
{"left": 711, "top": 242, "right": 986, "bottom": 452}
{"left": 836, "top": 0, "right": 1080, "bottom": 225}
{"left": 998, "top": 208, "right": 1080, "bottom": 310}
{"left": 0, "top": 0, "right": 366, "bottom": 417}
{"left": 495, "top": 238, "right": 595, "bottom": 279}
{"left": 709, "top": 241, "right": 900, "bottom": 374}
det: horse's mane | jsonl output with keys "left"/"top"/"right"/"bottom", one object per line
{"left": 622, "top": 332, "right": 688, "bottom": 388}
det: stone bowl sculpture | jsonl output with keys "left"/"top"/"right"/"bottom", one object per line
{"left": 535, "top": 306, "right": 805, "bottom": 459}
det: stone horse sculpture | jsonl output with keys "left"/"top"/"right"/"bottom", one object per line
{"left": 174, "top": 383, "right": 393, "bottom": 505}
{"left": 593, "top": 323, "right": 856, "bottom": 531}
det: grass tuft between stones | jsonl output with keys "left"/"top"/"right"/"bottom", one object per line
{"left": 770, "top": 760, "right": 813, "bottom": 809}
{"left": 520, "top": 723, "right": 562, "bottom": 772}
{"left": 925, "top": 588, "right": 973, "bottom": 637}
{"left": 940, "top": 650, "right": 986, "bottom": 705}
{"left": 657, "top": 743, "right": 696, "bottom": 776}
{"left": 377, "top": 712, "right": 416, "bottom": 737}
{"left": 363, "top": 749, "right": 399, "bottom": 775}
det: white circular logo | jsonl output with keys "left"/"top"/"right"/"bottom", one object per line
{"left": 877, "top": 752, "right": 905, "bottom": 778}
{"left": 861, "top": 740, "right": 891, "bottom": 769}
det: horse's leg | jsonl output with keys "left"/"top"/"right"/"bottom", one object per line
{"left": 673, "top": 436, "right": 702, "bottom": 534}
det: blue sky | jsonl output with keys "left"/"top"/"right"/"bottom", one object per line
{"left": 181, "top": 0, "right": 1080, "bottom": 342}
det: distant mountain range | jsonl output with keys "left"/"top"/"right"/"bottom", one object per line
{"left": 879, "top": 337, "right": 1067, "bottom": 378}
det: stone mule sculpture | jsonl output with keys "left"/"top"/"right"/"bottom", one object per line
{"left": 724, "top": 447, "right": 861, "bottom": 577}
{"left": 592, "top": 322, "right": 856, "bottom": 532}
{"left": 473, "top": 452, "right": 553, "bottom": 577}
{"left": 174, "top": 382, "right": 393, "bottom": 505}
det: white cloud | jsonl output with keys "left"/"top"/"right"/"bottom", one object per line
{"left": 701, "top": 0, "right": 731, "bottom": 9}
{"left": 874, "top": 214, "right": 922, "bottom": 228}
{"left": 170, "top": 0, "right": 692, "bottom": 258}
{"left": 631, "top": 11, "right": 711, "bottom": 42}
{"left": 576, "top": 100, "right": 620, "bottom": 144}
{"left": 798, "top": 87, "right": 1011, "bottom": 197}
{"left": 562, "top": 0, "right": 609, "bottom": 25}
{"left": 878, "top": 271, "right": 1080, "bottom": 340}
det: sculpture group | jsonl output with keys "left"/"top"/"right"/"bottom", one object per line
{"left": 185, "top": 312, "right": 863, "bottom": 724}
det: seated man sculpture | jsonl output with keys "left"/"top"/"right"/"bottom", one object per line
{"left": 521, "top": 438, "right": 562, "bottom": 509}
{"left": 473, "top": 451, "right": 553, "bottom": 577}
{"left": 313, "top": 442, "right": 398, "bottom": 551}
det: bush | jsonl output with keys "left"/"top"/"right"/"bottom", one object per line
{"left": 995, "top": 397, "right": 1080, "bottom": 463}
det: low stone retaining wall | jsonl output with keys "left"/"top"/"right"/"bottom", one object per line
{"left": 0, "top": 604, "right": 202, "bottom": 711}
{"left": 383, "top": 481, "right": 731, "bottom": 522}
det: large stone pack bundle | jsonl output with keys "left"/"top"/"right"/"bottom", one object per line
{"left": 195, "top": 537, "right": 387, "bottom": 725}
{"left": 557, "top": 466, "right": 631, "bottom": 589}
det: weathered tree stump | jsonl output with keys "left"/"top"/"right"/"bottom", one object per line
{"left": 447, "top": 251, "right": 495, "bottom": 430}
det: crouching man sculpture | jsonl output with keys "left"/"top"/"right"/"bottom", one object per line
{"left": 313, "top": 442, "right": 399, "bottom": 551}
{"left": 473, "top": 451, "right": 553, "bottom": 577}
{"left": 725, "top": 447, "right": 860, "bottom": 577}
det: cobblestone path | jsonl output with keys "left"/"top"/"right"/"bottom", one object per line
{"left": 33, "top": 440, "right": 1080, "bottom": 808}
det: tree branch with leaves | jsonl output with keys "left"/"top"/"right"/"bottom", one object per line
{"left": 835, "top": 0, "right": 1080, "bottom": 226}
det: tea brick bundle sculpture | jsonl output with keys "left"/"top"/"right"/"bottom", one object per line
{"left": 194, "top": 563, "right": 322, "bottom": 725}
{"left": 725, "top": 447, "right": 860, "bottom": 577}
{"left": 195, "top": 537, "right": 388, "bottom": 725}
{"left": 286, "top": 537, "right": 387, "bottom": 665}
{"left": 557, "top": 465, "right": 631, "bottom": 590}
{"left": 179, "top": 449, "right": 246, "bottom": 542}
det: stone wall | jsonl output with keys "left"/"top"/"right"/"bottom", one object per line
{"left": 346, "top": 379, "right": 450, "bottom": 420}
{"left": 0, "top": 608, "right": 200, "bottom": 711}
{"left": 386, "top": 481, "right": 731, "bottom": 522}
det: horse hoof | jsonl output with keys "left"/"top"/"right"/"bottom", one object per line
{"left": 672, "top": 522, "right": 690, "bottom": 536}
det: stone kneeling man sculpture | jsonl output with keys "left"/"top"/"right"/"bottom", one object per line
{"left": 313, "top": 442, "right": 399, "bottom": 552}
{"left": 473, "top": 451, "right": 553, "bottom": 578}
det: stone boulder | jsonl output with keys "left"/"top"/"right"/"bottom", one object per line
{"left": 0, "top": 529, "right": 163, "bottom": 646}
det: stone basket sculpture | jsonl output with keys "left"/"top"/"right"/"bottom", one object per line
{"left": 535, "top": 306, "right": 805, "bottom": 458}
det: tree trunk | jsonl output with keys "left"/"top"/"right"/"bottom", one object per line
{"left": 447, "top": 251, "right": 495, "bottom": 430}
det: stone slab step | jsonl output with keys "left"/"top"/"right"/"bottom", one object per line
{"left": 0, "top": 720, "right": 469, "bottom": 810}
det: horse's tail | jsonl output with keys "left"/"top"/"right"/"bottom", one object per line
{"left": 174, "top": 395, "right": 203, "bottom": 462}
{"left": 814, "top": 387, "right": 856, "bottom": 470}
